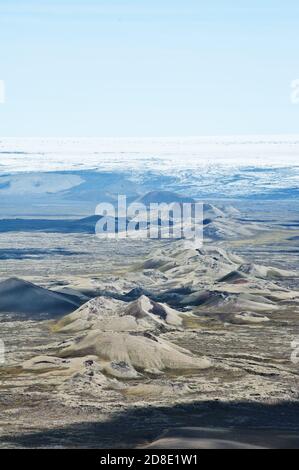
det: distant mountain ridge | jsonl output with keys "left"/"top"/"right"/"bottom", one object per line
{"left": 137, "top": 190, "right": 195, "bottom": 205}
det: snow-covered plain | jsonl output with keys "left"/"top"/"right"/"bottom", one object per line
{"left": 0, "top": 136, "right": 298, "bottom": 198}
{"left": 0, "top": 136, "right": 299, "bottom": 172}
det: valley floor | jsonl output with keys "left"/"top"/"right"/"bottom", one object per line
{"left": 0, "top": 202, "right": 299, "bottom": 448}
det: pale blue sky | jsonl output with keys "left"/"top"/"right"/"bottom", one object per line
{"left": 0, "top": 0, "right": 299, "bottom": 137}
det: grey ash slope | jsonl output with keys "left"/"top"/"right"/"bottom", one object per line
{"left": 0, "top": 277, "right": 80, "bottom": 316}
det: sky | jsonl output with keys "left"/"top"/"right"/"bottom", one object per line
{"left": 0, "top": 0, "right": 299, "bottom": 137}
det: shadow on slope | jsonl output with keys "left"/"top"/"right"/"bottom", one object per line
{"left": 2, "top": 400, "right": 299, "bottom": 449}
{"left": 0, "top": 278, "right": 81, "bottom": 318}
